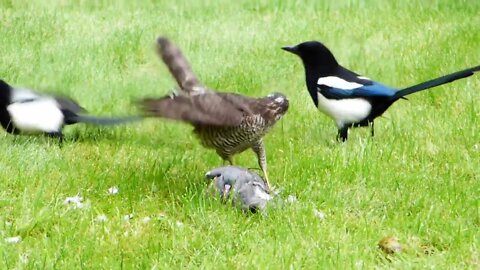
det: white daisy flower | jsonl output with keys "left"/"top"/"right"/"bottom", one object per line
{"left": 313, "top": 209, "right": 326, "bottom": 220}
{"left": 96, "top": 214, "right": 108, "bottom": 222}
{"left": 64, "top": 195, "right": 84, "bottom": 209}
{"left": 5, "top": 236, "right": 22, "bottom": 244}
{"left": 19, "top": 253, "right": 29, "bottom": 264}
{"left": 123, "top": 214, "right": 134, "bottom": 221}
{"left": 286, "top": 194, "right": 297, "bottom": 204}
{"left": 107, "top": 186, "right": 119, "bottom": 195}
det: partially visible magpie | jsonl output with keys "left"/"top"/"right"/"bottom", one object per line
{"left": 282, "top": 41, "right": 480, "bottom": 141}
{"left": 0, "top": 79, "right": 142, "bottom": 141}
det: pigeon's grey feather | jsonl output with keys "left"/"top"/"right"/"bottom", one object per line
{"left": 205, "top": 166, "right": 272, "bottom": 212}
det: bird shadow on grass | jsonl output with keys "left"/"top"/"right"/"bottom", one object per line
{"left": 64, "top": 126, "right": 146, "bottom": 146}
{"left": 0, "top": 126, "right": 147, "bottom": 147}
{"left": 115, "top": 143, "right": 219, "bottom": 195}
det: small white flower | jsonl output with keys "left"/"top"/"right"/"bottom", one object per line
{"left": 123, "top": 214, "right": 134, "bottom": 221}
{"left": 19, "top": 253, "right": 29, "bottom": 264}
{"left": 5, "top": 221, "right": 12, "bottom": 227}
{"left": 64, "top": 195, "right": 84, "bottom": 208}
{"left": 270, "top": 186, "right": 282, "bottom": 196}
{"left": 107, "top": 186, "right": 119, "bottom": 195}
{"left": 355, "top": 260, "right": 364, "bottom": 269}
{"left": 175, "top": 221, "right": 184, "bottom": 228}
{"left": 142, "top": 216, "right": 151, "bottom": 224}
{"left": 313, "top": 209, "right": 326, "bottom": 220}
{"left": 5, "top": 236, "right": 22, "bottom": 244}
{"left": 96, "top": 214, "right": 108, "bottom": 222}
{"left": 150, "top": 183, "right": 159, "bottom": 193}
{"left": 64, "top": 195, "right": 83, "bottom": 204}
{"left": 286, "top": 195, "right": 297, "bottom": 204}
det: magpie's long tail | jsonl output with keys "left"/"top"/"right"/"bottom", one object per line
{"left": 71, "top": 115, "right": 143, "bottom": 125}
{"left": 394, "top": 65, "right": 480, "bottom": 99}
{"left": 156, "top": 36, "right": 207, "bottom": 95}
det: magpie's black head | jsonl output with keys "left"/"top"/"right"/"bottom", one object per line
{"left": 282, "top": 41, "right": 338, "bottom": 69}
{"left": 0, "top": 80, "right": 10, "bottom": 92}
{"left": 0, "top": 79, "right": 12, "bottom": 105}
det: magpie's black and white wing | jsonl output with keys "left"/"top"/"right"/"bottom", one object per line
{"left": 9, "top": 88, "right": 42, "bottom": 103}
{"left": 53, "top": 96, "right": 86, "bottom": 114}
{"left": 317, "top": 66, "right": 397, "bottom": 100}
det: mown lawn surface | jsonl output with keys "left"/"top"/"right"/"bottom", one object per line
{"left": 0, "top": 0, "right": 479, "bottom": 268}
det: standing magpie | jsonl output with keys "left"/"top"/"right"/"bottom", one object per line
{"left": 0, "top": 79, "right": 142, "bottom": 141}
{"left": 282, "top": 41, "right": 480, "bottom": 141}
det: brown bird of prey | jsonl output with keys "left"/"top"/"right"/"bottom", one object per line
{"left": 141, "top": 37, "right": 289, "bottom": 189}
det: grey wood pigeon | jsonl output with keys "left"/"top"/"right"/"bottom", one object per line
{"left": 205, "top": 165, "right": 273, "bottom": 212}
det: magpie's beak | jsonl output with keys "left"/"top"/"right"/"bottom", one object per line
{"left": 281, "top": 45, "right": 299, "bottom": 55}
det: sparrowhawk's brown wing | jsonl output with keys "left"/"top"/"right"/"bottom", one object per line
{"left": 219, "top": 93, "right": 289, "bottom": 123}
{"left": 157, "top": 37, "right": 207, "bottom": 95}
{"left": 141, "top": 92, "right": 253, "bottom": 126}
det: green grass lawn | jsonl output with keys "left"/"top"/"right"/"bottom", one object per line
{"left": 0, "top": 0, "right": 479, "bottom": 268}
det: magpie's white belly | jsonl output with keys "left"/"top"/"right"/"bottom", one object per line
{"left": 7, "top": 99, "right": 64, "bottom": 133}
{"left": 316, "top": 92, "right": 372, "bottom": 127}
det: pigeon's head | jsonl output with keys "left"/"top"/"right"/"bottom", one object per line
{"left": 282, "top": 41, "right": 338, "bottom": 69}
{"left": 205, "top": 166, "right": 241, "bottom": 199}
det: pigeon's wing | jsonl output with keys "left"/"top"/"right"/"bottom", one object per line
{"left": 141, "top": 93, "right": 248, "bottom": 126}
{"left": 205, "top": 166, "right": 245, "bottom": 180}
{"left": 236, "top": 181, "right": 271, "bottom": 211}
